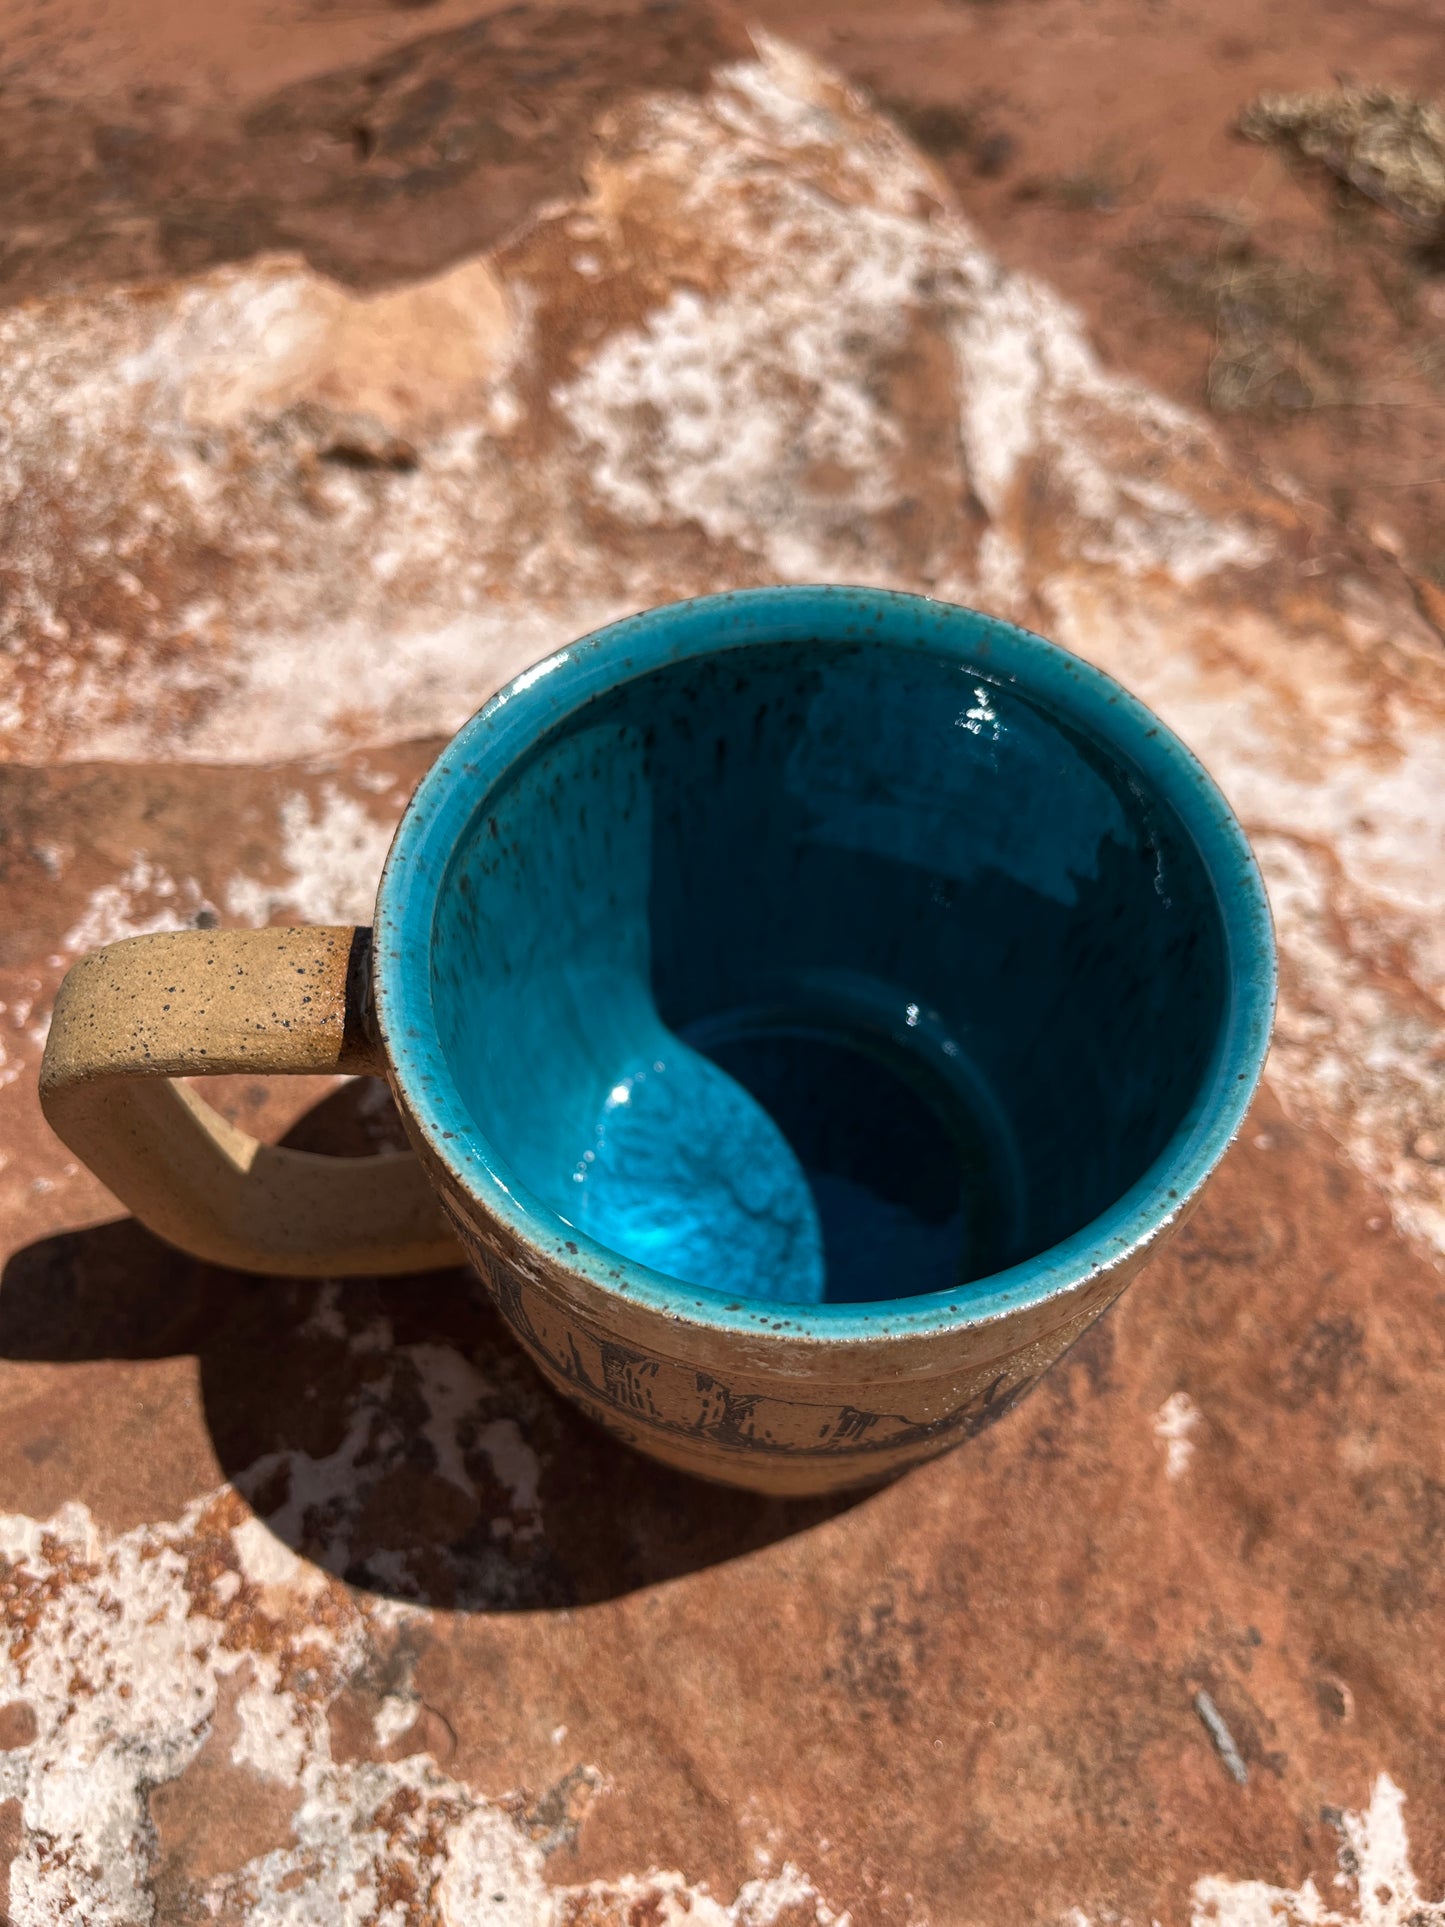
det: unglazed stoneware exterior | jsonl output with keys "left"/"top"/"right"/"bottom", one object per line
{"left": 41, "top": 589, "right": 1275, "bottom": 1495}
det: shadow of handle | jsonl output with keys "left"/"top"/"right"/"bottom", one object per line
{"left": 39, "top": 925, "right": 462, "bottom": 1277}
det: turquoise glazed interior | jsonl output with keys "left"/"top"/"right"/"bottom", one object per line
{"left": 376, "top": 589, "right": 1274, "bottom": 1332}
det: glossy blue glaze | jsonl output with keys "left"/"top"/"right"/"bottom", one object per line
{"left": 375, "top": 589, "right": 1275, "bottom": 1337}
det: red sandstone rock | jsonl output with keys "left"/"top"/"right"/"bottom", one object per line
{"left": 0, "top": 11, "right": 1442, "bottom": 1925}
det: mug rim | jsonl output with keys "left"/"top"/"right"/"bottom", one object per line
{"left": 374, "top": 586, "right": 1276, "bottom": 1343}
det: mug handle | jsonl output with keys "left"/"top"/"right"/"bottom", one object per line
{"left": 39, "top": 925, "right": 462, "bottom": 1276}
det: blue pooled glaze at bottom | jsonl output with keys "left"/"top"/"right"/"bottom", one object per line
{"left": 377, "top": 590, "right": 1275, "bottom": 1337}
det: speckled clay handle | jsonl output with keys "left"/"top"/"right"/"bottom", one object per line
{"left": 39, "top": 925, "right": 461, "bottom": 1277}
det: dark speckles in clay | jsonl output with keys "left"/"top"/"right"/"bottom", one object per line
{"left": 429, "top": 637, "right": 1227, "bottom": 1306}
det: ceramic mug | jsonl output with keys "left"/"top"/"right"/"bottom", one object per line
{"left": 41, "top": 588, "right": 1274, "bottom": 1495}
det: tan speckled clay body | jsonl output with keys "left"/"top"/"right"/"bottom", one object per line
{"left": 40, "top": 926, "right": 458, "bottom": 1278}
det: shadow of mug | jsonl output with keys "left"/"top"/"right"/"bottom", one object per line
{"left": 2, "top": 1080, "right": 862, "bottom": 1612}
